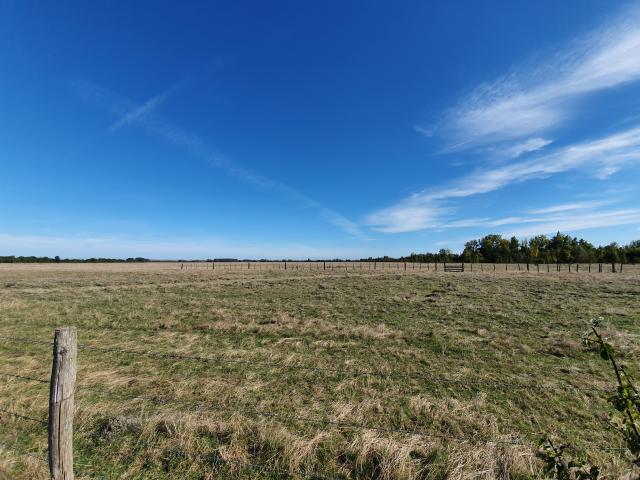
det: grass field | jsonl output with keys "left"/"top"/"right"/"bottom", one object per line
{"left": 1, "top": 263, "right": 639, "bottom": 479}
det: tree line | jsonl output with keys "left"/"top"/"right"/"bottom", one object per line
{"left": 364, "top": 232, "right": 640, "bottom": 264}
{"left": 2, "top": 232, "right": 639, "bottom": 264}
{"left": 0, "top": 256, "right": 150, "bottom": 263}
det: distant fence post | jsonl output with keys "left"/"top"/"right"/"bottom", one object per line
{"left": 49, "top": 326, "right": 77, "bottom": 480}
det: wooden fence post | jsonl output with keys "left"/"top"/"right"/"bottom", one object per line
{"left": 49, "top": 326, "right": 77, "bottom": 480}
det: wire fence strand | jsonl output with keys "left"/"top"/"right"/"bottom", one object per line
{"left": 0, "top": 333, "right": 612, "bottom": 394}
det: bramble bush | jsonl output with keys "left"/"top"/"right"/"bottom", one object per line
{"left": 538, "top": 318, "right": 640, "bottom": 479}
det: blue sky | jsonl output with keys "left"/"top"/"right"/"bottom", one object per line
{"left": 1, "top": 1, "right": 640, "bottom": 259}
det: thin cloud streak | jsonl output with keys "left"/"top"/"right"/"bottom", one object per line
{"left": 530, "top": 200, "right": 614, "bottom": 214}
{"left": 499, "top": 137, "right": 552, "bottom": 159}
{"left": 73, "top": 80, "right": 365, "bottom": 239}
{"left": 503, "top": 209, "right": 640, "bottom": 238}
{"left": 367, "top": 125, "right": 640, "bottom": 233}
{"left": 108, "top": 86, "right": 176, "bottom": 133}
{"left": 440, "top": 205, "right": 640, "bottom": 238}
{"left": 445, "top": 7, "right": 640, "bottom": 149}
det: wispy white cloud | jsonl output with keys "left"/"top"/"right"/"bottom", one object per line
{"left": 445, "top": 8, "right": 640, "bottom": 149}
{"left": 498, "top": 137, "right": 552, "bottom": 159}
{"left": 503, "top": 209, "right": 640, "bottom": 238}
{"left": 530, "top": 200, "right": 614, "bottom": 214}
{"left": 108, "top": 85, "right": 178, "bottom": 133}
{"left": 73, "top": 80, "right": 365, "bottom": 239}
{"left": 440, "top": 202, "right": 640, "bottom": 239}
{"left": 413, "top": 125, "right": 434, "bottom": 137}
{"left": 367, "top": 125, "right": 640, "bottom": 233}
{"left": 367, "top": 205, "right": 449, "bottom": 233}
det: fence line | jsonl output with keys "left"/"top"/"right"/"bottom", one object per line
{"left": 0, "top": 335, "right": 609, "bottom": 394}
{"left": 0, "top": 408, "right": 47, "bottom": 425}
{"left": 0, "top": 329, "right": 632, "bottom": 479}
{"left": 178, "top": 261, "right": 631, "bottom": 274}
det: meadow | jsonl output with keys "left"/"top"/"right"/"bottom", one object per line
{"left": 0, "top": 263, "right": 639, "bottom": 479}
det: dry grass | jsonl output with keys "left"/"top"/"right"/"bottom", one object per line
{"left": 1, "top": 263, "right": 639, "bottom": 479}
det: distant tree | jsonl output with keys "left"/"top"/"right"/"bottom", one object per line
{"left": 601, "top": 243, "right": 620, "bottom": 264}
{"left": 509, "top": 237, "right": 520, "bottom": 262}
{"left": 462, "top": 239, "right": 481, "bottom": 263}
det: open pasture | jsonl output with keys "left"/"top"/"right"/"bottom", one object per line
{"left": 1, "top": 263, "right": 639, "bottom": 479}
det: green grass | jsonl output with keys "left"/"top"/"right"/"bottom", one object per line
{"left": 0, "top": 264, "right": 639, "bottom": 479}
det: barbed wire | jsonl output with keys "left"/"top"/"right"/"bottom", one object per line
{"left": 0, "top": 335, "right": 52, "bottom": 347}
{"left": 0, "top": 371, "right": 50, "bottom": 384}
{"left": 71, "top": 380, "right": 528, "bottom": 446}
{"left": 0, "top": 408, "right": 47, "bottom": 425}
{"left": 0, "top": 334, "right": 613, "bottom": 394}
{"left": 75, "top": 342, "right": 614, "bottom": 394}
{"left": 0, "top": 369, "right": 630, "bottom": 456}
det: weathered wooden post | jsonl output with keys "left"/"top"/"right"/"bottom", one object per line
{"left": 49, "top": 326, "right": 77, "bottom": 480}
